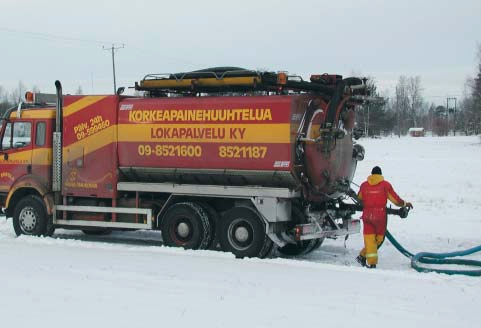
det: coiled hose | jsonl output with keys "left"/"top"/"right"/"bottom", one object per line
{"left": 385, "top": 230, "right": 481, "bottom": 277}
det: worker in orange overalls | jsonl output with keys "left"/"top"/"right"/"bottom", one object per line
{"left": 356, "top": 166, "right": 413, "bottom": 268}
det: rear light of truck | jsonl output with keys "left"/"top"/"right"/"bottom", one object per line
{"left": 294, "top": 224, "right": 317, "bottom": 240}
{"left": 295, "top": 226, "right": 302, "bottom": 240}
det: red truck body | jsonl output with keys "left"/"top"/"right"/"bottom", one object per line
{"left": 0, "top": 69, "right": 366, "bottom": 258}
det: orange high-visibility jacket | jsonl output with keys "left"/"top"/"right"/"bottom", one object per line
{"left": 358, "top": 174, "right": 405, "bottom": 234}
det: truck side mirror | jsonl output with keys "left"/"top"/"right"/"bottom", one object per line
{"left": 14, "top": 141, "right": 26, "bottom": 148}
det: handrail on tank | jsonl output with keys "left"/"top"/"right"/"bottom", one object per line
{"left": 135, "top": 67, "right": 344, "bottom": 96}
{"left": 141, "top": 68, "right": 261, "bottom": 82}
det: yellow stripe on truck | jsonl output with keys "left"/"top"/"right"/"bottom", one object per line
{"left": 32, "top": 148, "right": 52, "bottom": 165}
{"left": 62, "top": 125, "right": 117, "bottom": 162}
{"left": 117, "top": 123, "right": 291, "bottom": 143}
{"left": 63, "top": 96, "right": 107, "bottom": 117}
{"left": 0, "top": 148, "right": 52, "bottom": 165}
{"left": 10, "top": 109, "right": 56, "bottom": 119}
{"left": 0, "top": 150, "right": 31, "bottom": 163}
{"left": 8, "top": 96, "right": 107, "bottom": 119}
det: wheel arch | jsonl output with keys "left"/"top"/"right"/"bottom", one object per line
{"left": 5, "top": 176, "right": 52, "bottom": 218}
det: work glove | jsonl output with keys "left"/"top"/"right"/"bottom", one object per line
{"left": 405, "top": 202, "right": 413, "bottom": 209}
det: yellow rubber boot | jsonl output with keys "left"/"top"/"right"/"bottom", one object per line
{"left": 364, "top": 234, "right": 378, "bottom": 266}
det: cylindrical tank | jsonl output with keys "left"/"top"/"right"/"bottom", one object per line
{"left": 117, "top": 93, "right": 358, "bottom": 201}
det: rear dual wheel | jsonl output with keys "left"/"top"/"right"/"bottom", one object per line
{"left": 160, "top": 203, "right": 273, "bottom": 258}
{"left": 198, "top": 202, "right": 219, "bottom": 250}
{"left": 161, "top": 202, "right": 212, "bottom": 250}
{"left": 218, "top": 207, "right": 273, "bottom": 258}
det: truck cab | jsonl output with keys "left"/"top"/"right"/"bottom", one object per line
{"left": 0, "top": 95, "right": 55, "bottom": 233}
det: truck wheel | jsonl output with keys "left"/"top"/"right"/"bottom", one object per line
{"left": 278, "top": 238, "right": 324, "bottom": 256}
{"left": 258, "top": 237, "right": 274, "bottom": 259}
{"left": 198, "top": 202, "right": 219, "bottom": 250}
{"left": 13, "top": 195, "right": 47, "bottom": 236}
{"left": 278, "top": 241, "right": 311, "bottom": 256}
{"left": 161, "top": 202, "right": 211, "bottom": 250}
{"left": 305, "top": 237, "right": 324, "bottom": 254}
{"left": 218, "top": 207, "right": 269, "bottom": 258}
{"left": 45, "top": 224, "right": 56, "bottom": 237}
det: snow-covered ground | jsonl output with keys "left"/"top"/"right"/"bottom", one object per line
{"left": 1, "top": 136, "right": 480, "bottom": 328}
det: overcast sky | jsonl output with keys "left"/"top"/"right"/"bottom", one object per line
{"left": 1, "top": 0, "right": 480, "bottom": 104}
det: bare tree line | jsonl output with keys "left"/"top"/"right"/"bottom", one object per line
{"left": 0, "top": 82, "right": 84, "bottom": 115}
{"left": 354, "top": 75, "right": 428, "bottom": 137}
{"left": 0, "top": 81, "right": 26, "bottom": 109}
{"left": 0, "top": 81, "right": 27, "bottom": 113}
{"left": 458, "top": 43, "right": 481, "bottom": 135}
{"left": 357, "top": 44, "right": 481, "bottom": 137}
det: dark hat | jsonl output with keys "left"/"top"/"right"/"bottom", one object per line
{"left": 371, "top": 166, "right": 382, "bottom": 175}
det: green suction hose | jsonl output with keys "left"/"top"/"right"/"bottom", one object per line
{"left": 344, "top": 199, "right": 481, "bottom": 276}
{"left": 385, "top": 230, "right": 481, "bottom": 276}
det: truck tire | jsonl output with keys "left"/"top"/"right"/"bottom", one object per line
{"left": 45, "top": 224, "right": 56, "bottom": 237}
{"left": 278, "top": 238, "right": 324, "bottom": 256}
{"left": 278, "top": 200, "right": 324, "bottom": 256}
{"left": 278, "top": 241, "right": 312, "bottom": 256}
{"left": 258, "top": 236, "right": 274, "bottom": 259}
{"left": 198, "top": 202, "right": 219, "bottom": 250}
{"left": 305, "top": 237, "right": 324, "bottom": 254}
{"left": 218, "top": 207, "right": 269, "bottom": 258}
{"left": 161, "top": 202, "right": 211, "bottom": 250}
{"left": 13, "top": 195, "right": 48, "bottom": 236}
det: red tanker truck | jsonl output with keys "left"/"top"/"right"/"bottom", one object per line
{"left": 0, "top": 68, "right": 367, "bottom": 257}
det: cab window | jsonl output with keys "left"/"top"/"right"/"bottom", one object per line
{"left": 35, "top": 122, "right": 46, "bottom": 146}
{"left": 1, "top": 123, "right": 12, "bottom": 150}
{"left": 1, "top": 122, "right": 32, "bottom": 150}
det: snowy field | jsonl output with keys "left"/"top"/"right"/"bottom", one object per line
{"left": 1, "top": 136, "right": 480, "bottom": 328}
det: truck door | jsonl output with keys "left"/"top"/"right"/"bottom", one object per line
{"left": 31, "top": 121, "right": 51, "bottom": 184}
{"left": 0, "top": 121, "right": 33, "bottom": 199}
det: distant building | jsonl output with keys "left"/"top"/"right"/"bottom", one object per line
{"left": 408, "top": 127, "right": 425, "bottom": 137}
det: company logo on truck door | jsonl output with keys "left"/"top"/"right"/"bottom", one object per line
{"left": 128, "top": 108, "right": 272, "bottom": 122}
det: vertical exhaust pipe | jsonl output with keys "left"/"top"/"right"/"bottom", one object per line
{"left": 53, "top": 81, "right": 63, "bottom": 200}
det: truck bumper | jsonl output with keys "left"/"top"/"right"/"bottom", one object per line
{"left": 294, "top": 219, "right": 361, "bottom": 241}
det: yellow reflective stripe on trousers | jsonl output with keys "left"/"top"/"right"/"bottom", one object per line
{"left": 366, "top": 253, "right": 378, "bottom": 258}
